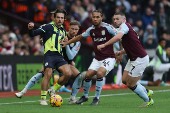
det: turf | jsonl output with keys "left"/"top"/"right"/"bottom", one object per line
{"left": 0, "top": 86, "right": 170, "bottom": 113}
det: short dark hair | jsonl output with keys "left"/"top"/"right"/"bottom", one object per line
{"left": 53, "top": 9, "right": 67, "bottom": 19}
{"left": 158, "top": 38, "right": 166, "bottom": 43}
{"left": 69, "top": 20, "right": 81, "bottom": 28}
{"left": 114, "top": 12, "right": 125, "bottom": 17}
{"left": 92, "top": 10, "right": 103, "bottom": 17}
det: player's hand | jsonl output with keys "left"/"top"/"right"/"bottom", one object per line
{"left": 28, "top": 22, "right": 34, "bottom": 30}
{"left": 115, "top": 51, "right": 121, "bottom": 57}
{"left": 60, "top": 40, "right": 67, "bottom": 47}
{"left": 97, "top": 44, "right": 105, "bottom": 51}
{"left": 64, "top": 36, "right": 68, "bottom": 42}
{"left": 71, "top": 61, "right": 75, "bottom": 66}
{"left": 116, "top": 55, "right": 123, "bottom": 64}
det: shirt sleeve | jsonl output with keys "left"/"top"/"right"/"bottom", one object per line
{"left": 65, "top": 41, "right": 81, "bottom": 60}
{"left": 29, "top": 24, "right": 47, "bottom": 37}
{"left": 105, "top": 25, "right": 117, "bottom": 36}
{"left": 117, "top": 23, "right": 129, "bottom": 34}
{"left": 82, "top": 27, "right": 91, "bottom": 38}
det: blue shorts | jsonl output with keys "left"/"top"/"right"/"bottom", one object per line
{"left": 44, "top": 51, "right": 68, "bottom": 70}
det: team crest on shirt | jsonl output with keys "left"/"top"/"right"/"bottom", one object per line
{"left": 70, "top": 43, "right": 74, "bottom": 47}
{"left": 101, "top": 30, "right": 105, "bottom": 35}
{"left": 92, "top": 33, "right": 95, "bottom": 36}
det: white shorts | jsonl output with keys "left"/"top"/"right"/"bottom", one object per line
{"left": 88, "top": 58, "right": 116, "bottom": 76}
{"left": 153, "top": 63, "right": 170, "bottom": 81}
{"left": 124, "top": 55, "right": 149, "bottom": 77}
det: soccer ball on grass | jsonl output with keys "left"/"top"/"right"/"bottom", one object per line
{"left": 49, "top": 95, "right": 63, "bottom": 107}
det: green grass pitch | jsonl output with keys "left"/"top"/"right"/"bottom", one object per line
{"left": 0, "top": 86, "right": 170, "bottom": 113}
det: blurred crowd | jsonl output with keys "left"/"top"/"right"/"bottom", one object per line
{"left": 0, "top": 0, "right": 170, "bottom": 56}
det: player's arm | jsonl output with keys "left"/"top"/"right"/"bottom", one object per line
{"left": 97, "top": 33, "right": 124, "bottom": 51}
{"left": 61, "top": 35, "right": 83, "bottom": 47}
{"left": 28, "top": 23, "right": 46, "bottom": 37}
{"left": 156, "top": 49, "right": 168, "bottom": 63}
{"left": 98, "top": 23, "right": 129, "bottom": 51}
{"left": 65, "top": 42, "right": 81, "bottom": 60}
{"left": 61, "top": 27, "right": 91, "bottom": 47}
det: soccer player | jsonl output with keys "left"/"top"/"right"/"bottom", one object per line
{"left": 140, "top": 38, "right": 170, "bottom": 86}
{"left": 15, "top": 20, "right": 81, "bottom": 98}
{"left": 48, "top": 20, "right": 85, "bottom": 104}
{"left": 97, "top": 12, "right": 154, "bottom": 107}
{"left": 60, "top": 10, "right": 118, "bottom": 105}
{"left": 28, "top": 9, "right": 72, "bottom": 105}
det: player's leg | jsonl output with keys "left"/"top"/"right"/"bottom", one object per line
{"left": 40, "top": 67, "right": 53, "bottom": 105}
{"left": 52, "top": 64, "right": 72, "bottom": 92}
{"left": 40, "top": 53, "right": 61, "bottom": 105}
{"left": 125, "top": 56, "right": 153, "bottom": 107}
{"left": 91, "top": 58, "right": 116, "bottom": 105}
{"left": 15, "top": 66, "right": 44, "bottom": 98}
{"left": 76, "top": 69, "right": 96, "bottom": 104}
{"left": 69, "top": 65, "right": 83, "bottom": 104}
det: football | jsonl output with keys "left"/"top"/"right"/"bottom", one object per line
{"left": 49, "top": 95, "right": 63, "bottom": 107}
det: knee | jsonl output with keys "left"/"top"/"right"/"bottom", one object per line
{"left": 126, "top": 82, "right": 134, "bottom": 88}
{"left": 96, "top": 71, "right": 104, "bottom": 78}
{"left": 85, "top": 73, "right": 92, "bottom": 79}
{"left": 44, "top": 69, "right": 53, "bottom": 79}
{"left": 64, "top": 70, "right": 72, "bottom": 79}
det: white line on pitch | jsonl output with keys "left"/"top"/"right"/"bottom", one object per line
{"left": 0, "top": 89, "right": 170, "bottom": 105}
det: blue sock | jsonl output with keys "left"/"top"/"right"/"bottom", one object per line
{"left": 130, "top": 84, "right": 150, "bottom": 102}
{"left": 83, "top": 78, "right": 92, "bottom": 97}
{"left": 139, "top": 80, "right": 149, "bottom": 86}
{"left": 71, "top": 73, "right": 82, "bottom": 96}
{"left": 95, "top": 78, "right": 103, "bottom": 99}
{"left": 136, "top": 82, "right": 148, "bottom": 94}
{"left": 25, "top": 72, "right": 44, "bottom": 89}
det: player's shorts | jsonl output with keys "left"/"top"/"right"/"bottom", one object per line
{"left": 124, "top": 55, "right": 149, "bottom": 77}
{"left": 88, "top": 58, "right": 116, "bottom": 76}
{"left": 44, "top": 51, "right": 68, "bottom": 70}
{"left": 153, "top": 63, "right": 170, "bottom": 81}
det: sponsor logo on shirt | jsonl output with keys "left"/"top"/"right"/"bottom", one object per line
{"left": 94, "top": 37, "right": 106, "bottom": 42}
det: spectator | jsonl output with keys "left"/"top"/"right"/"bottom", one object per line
{"left": 32, "top": 0, "right": 49, "bottom": 24}
{"left": 155, "top": 7, "right": 170, "bottom": 36}
{"left": 160, "top": 0, "right": 170, "bottom": 15}
{"left": 65, "top": 0, "right": 74, "bottom": 12}
{"left": 81, "top": 4, "right": 96, "bottom": 22}
{"left": 151, "top": 20, "right": 157, "bottom": 36}
{"left": 116, "top": 0, "right": 131, "bottom": 13}
{"left": 143, "top": 24, "right": 158, "bottom": 45}
{"left": 82, "top": 0, "right": 90, "bottom": 11}
{"left": 69, "top": 4, "right": 80, "bottom": 21}
{"left": 74, "top": 0, "right": 85, "bottom": 18}
{"left": 143, "top": 34, "right": 157, "bottom": 49}
{"left": 13, "top": 26, "right": 22, "bottom": 40}
{"left": 2, "top": 40, "right": 13, "bottom": 55}
{"left": 142, "top": 7, "right": 154, "bottom": 30}
{"left": 135, "top": 19, "right": 144, "bottom": 39}
{"left": 147, "top": 0, "right": 159, "bottom": 17}
{"left": 96, "top": 0, "right": 110, "bottom": 22}
{"left": 127, "top": 4, "right": 141, "bottom": 24}
{"left": 81, "top": 10, "right": 93, "bottom": 32}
